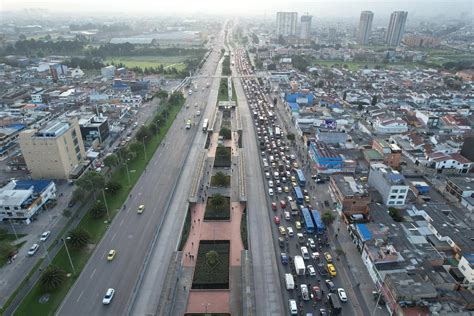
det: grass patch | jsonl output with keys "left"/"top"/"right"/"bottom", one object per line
{"left": 204, "top": 195, "right": 230, "bottom": 221}
{"left": 218, "top": 78, "right": 229, "bottom": 102}
{"left": 0, "top": 233, "right": 27, "bottom": 242}
{"left": 240, "top": 207, "right": 248, "bottom": 250}
{"left": 210, "top": 175, "right": 231, "bottom": 188}
{"left": 0, "top": 241, "right": 26, "bottom": 268}
{"left": 105, "top": 55, "right": 188, "bottom": 70}
{"left": 214, "top": 146, "right": 231, "bottom": 168}
{"left": 191, "top": 241, "right": 230, "bottom": 289}
{"left": 13, "top": 95, "right": 185, "bottom": 316}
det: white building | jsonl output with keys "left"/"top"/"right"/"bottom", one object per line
{"left": 458, "top": 256, "right": 474, "bottom": 290}
{"left": 300, "top": 15, "right": 312, "bottom": 40}
{"left": 386, "top": 11, "right": 408, "bottom": 47}
{"left": 357, "top": 11, "right": 374, "bottom": 45}
{"left": 368, "top": 163, "right": 409, "bottom": 207}
{"left": 276, "top": 12, "right": 298, "bottom": 37}
{"left": 0, "top": 179, "right": 56, "bottom": 224}
{"left": 101, "top": 65, "right": 116, "bottom": 79}
{"left": 427, "top": 152, "right": 473, "bottom": 173}
{"left": 373, "top": 118, "right": 408, "bottom": 134}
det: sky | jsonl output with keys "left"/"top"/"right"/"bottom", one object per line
{"left": 1, "top": 0, "right": 472, "bottom": 18}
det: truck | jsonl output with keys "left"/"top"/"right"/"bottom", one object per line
{"left": 289, "top": 201, "right": 298, "bottom": 216}
{"left": 328, "top": 293, "right": 342, "bottom": 314}
{"left": 285, "top": 273, "right": 295, "bottom": 290}
{"left": 294, "top": 255, "right": 306, "bottom": 276}
{"left": 185, "top": 119, "right": 192, "bottom": 129}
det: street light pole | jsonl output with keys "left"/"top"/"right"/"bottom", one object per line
{"left": 142, "top": 136, "right": 148, "bottom": 161}
{"left": 124, "top": 161, "right": 131, "bottom": 186}
{"left": 62, "top": 237, "right": 76, "bottom": 276}
{"left": 9, "top": 219, "right": 18, "bottom": 240}
{"left": 101, "top": 188, "right": 110, "bottom": 221}
{"left": 42, "top": 242, "right": 52, "bottom": 264}
{"left": 86, "top": 179, "right": 96, "bottom": 200}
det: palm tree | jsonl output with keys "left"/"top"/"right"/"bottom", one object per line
{"left": 68, "top": 228, "right": 91, "bottom": 250}
{"left": 90, "top": 201, "right": 106, "bottom": 219}
{"left": 40, "top": 265, "right": 66, "bottom": 292}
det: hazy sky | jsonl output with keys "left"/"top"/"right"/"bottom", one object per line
{"left": 1, "top": 0, "right": 472, "bottom": 17}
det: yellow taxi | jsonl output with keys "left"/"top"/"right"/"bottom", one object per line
{"left": 278, "top": 226, "right": 287, "bottom": 235}
{"left": 327, "top": 263, "right": 337, "bottom": 277}
{"left": 292, "top": 162, "right": 299, "bottom": 168}
{"left": 137, "top": 204, "right": 145, "bottom": 214}
{"left": 290, "top": 176, "right": 297, "bottom": 182}
{"left": 324, "top": 252, "right": 333, "bottom": 263}
{"left": 295, "top": 221, "right": 302, "bottom": 230}
{"left": 107, "top": 249, "right": 116, "bottom": 261}
{"left": 283, "top": 186, "right": 289, "bottom": 193}
{"left": 304, "top": 195, "right": 310, "bottom": 203}
{"left": 291, "top": 181, "right": 298, "bottom": 188}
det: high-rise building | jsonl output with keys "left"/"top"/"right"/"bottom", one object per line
{"left": 357, "top": 11, "right": 374, "bottom": 45}
{"left": 19, "top": 118, "right": 86, "bottom": 179}
{"left": 328, "top": 28, "right": 337, "bottom": 43}
{"left": 276, "top": 12, "right": 298, "bottom": 37}
{"left": 386, "top": 11, "right": 408, "bottom": 47}
{"left": 299, "top": 15, "right": 312, "bottom": 39}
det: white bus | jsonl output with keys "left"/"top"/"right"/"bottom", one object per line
{"left": 202, "top": 119, "right": 209, "bottom": 132}
{"left": 275, "top": 127, "right": 281, "bottom": 138}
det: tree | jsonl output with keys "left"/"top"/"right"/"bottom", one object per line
{"left": 209, "top": 194, "right": 226, "bottom": 212}
{"left": 103, "top": 154, "right": 119, "bottom": 168}
{"left": 286, "top": 133, "right": 295, "bottom": 142}
{"left": 76, "top": 171, "right": 105, "bottom": 193}
{"left": 215, "top": 145, "right": 231, "bottom": 165}
{"left": 322, "top": 211, "right": 336, "bottom": 227}
{"left": 129, "top": 141, "right": 143, "bottom": 155}
{"left": 40, "top": 265, "right": 66, "bottom": 292}
{"left": 136, "top": 125, "right": 151, "bottom": 142}
{"left": 357, "top": 104, "right": 364, "bottom": 111}
{"left": 371, "top": 95, "right": 378, "bottom": 106}
{"left": 68, "top": 228, "right": 91, "bottom": 249}
{"left": 212, "top": 172, "right": 230, "bottom": 187}
{"left": 220, "top": 127, "right": 232, "bottom": 140}
{"left": 343, "top": 91, "right": 347, "bottom": 101}
{"left": 206, "top": 250, "right": 219, "bottom": 266}
{"left": 90, "top": 201, "right": 106, "bottom": 219}
{"left": 106, "top": 180, "right": 122, "bottom": 195}
{"left": 71, "top": 187, "right": 85, "bottom": 202}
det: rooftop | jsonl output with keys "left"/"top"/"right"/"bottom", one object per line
{"left": 35, "top": 120, "right": 71, "bottom": 138}
{"left": 446, "top": 176, "right": 474, "bottom": 192}
{"left": 331, "top": 174, "right": 368, "bottom": 197}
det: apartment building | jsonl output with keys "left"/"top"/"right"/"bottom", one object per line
{"left": 372, "top": 138, "right": 402, "bottom": 168}
{"left": 19, "top": 118, "right": 86, "bottom": 179}
{"left": 329, "top": 174, "right": 370, "bottom": 216}
{"left": 368, "top": 163, "right": 409, "bottom": 207}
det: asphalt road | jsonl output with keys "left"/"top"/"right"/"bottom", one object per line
{"left": 56, "top": 31, "right": 224, "bottom": 316}
{"left": 232, "top": 47, "right": 285, "bottom": 314}
{"left": 233, "top": 47, "right": 358, "bottom": 315}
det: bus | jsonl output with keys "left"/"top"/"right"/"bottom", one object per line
{"left": 311, "top": 209, "right": 325, "bottom": 234}
{"left": 202, "top": 119, "right": 209, "bottom": 132}
{"left": 301, "top": 208, "right": 315, "bottom": 234}
{"left": 328, "top": 293, "right": 342, "bottom": 314}
{"left": 295, "top": 169, "right": 306, "bottom": 187}
{"left": 293, "top": 186, "right": 304, "bottom": 204}
{"left": 275, "top": 127, "right": 281, "bottom": 139}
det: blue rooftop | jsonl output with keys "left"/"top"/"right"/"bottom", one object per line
{"left": 288, "top": 102, "right": 300, "bottom": 112}
{"left": 356, "top": 223, "right": 372, "bottom": 241}
{"left": 6, "top": 124, "right": 26, "bottom": 131}
{"left": 14, "top": 180, "right": 52, "bottom": 193}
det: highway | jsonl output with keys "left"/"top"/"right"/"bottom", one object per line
{"left": 56, "top": 29, "right": 225, "bottom": 316}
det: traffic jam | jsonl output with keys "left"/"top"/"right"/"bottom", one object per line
{"left": 236, "top": 47, "right": 349, "bottom": 316}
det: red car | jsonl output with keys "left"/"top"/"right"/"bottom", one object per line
{"left": 273, "top": 216, "right": 280, "bottom": 224}
{"left": 312, "top": 286, "right": 322, "bottom": 301}
{"left": 280, "top": 200, "right": 287, "bottom": 209}
{"left": 271, "top": 202, "right": 277, "bottom": 211}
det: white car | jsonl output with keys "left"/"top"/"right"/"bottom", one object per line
{"left": 338, "top": 288, "right": 348, "bottom": 302}
{"left": 196, "top": 110, "right": 201, "bottom": 116}
{"left": 27, "top": 244, "right": 39, "bottom": 256}
{"left": 287, "top": 227, "right": 294, "bottom": 237}
{"left": 284, "top": 211, "right": 290, "bottom": 220}
{"left": 268, "top": 180, "right": 274, "bottom": 188}
{"left": 307, "top": 264, "right": 316, "bottom": 276}
{"left": 300, "top": 284, "right": 310, "bottom": 300}
{"left": 40, "top": 231, "right": 51, "bottom": 242}
{"left": 102, "top": 288, "right": 115, "bottom": 305}
{"left": 265, "top": 172, "right": 271, "bottom": 179}
{"left": 268, "top": 188, "right": 274, "bottom": 196}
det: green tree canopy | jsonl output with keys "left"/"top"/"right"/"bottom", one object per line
{"left": 68, "top": 228, "right": 91, "bottom": 250}
{"left": 322, "top": 211, "right": 336, "bottom": 227}
{"left": 76, "top": 171, "right": 105, "bottom": 192}
{"left": 40, "top": 265, "right": 66, "bottom": 292}
{"left": 103, "top": 154, "right": 119, "bottom": 168}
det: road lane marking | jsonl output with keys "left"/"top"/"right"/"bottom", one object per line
{"left": 111, "top": 233, "right": 117, "bottom": 241}
{"left": 90, "top": 268, "right": 96, "bottom": 279}
{"left": 77, "top": 290, "right": 84, "bottom": 302}
{"left": 120, "top": 219, "right": 124, "bottom": 226}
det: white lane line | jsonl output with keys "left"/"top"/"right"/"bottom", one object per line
{"left": 111, "top": 233, "right": 117, "bottom": 241}
{"left": 77, "top": 290, "right": 84, "bottom": 302}
{"left": 90, "top": 268, "right": 96, "bottom": 279}
{"left": 120, "top": 219, "right": 124, "bottom": 226}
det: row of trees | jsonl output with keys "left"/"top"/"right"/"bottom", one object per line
{"left": 222, "top": 56, "right": 231, "bottom": 76}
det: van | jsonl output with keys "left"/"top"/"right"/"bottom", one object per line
{"left": 350, "top": 214, "right": 364, "bottom": 221}
{"left": 301, "top": 246, "right": 310, "bottom": 260}
{"left": 288, "top": 299, "right": 298, "bottom": 315}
